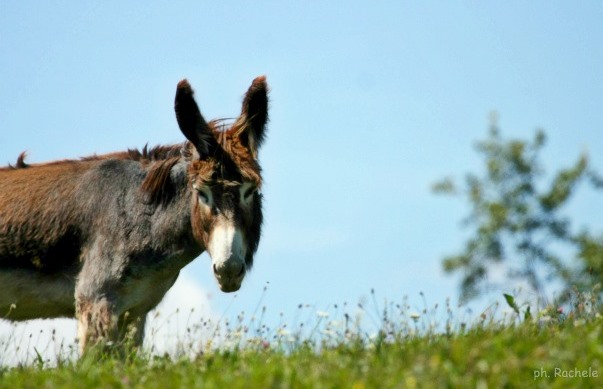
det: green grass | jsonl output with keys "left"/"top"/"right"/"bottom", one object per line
{"left": 1, "top": 293, "right": 602, "bottom": 388}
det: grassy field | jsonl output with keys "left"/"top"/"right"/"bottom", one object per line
{"left": 1, "top": 293, "right": 602, "bottom": 388}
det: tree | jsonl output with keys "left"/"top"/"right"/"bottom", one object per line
{"left": 433, "top": 118, "right": 603, "bottom": 304}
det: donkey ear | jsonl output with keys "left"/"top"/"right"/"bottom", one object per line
{"left": 174, "top": 79, "right": 216, "bottom": 157}
{"left": 237, "top": 76, "right": 269, "bottom": 156}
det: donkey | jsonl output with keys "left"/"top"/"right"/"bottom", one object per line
{"left": 0, "top": 76, "right": 268, "bottom": 352}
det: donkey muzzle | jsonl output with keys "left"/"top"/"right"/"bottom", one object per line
{"left": 213, "top": 261, "right": 246, "bottom": 292}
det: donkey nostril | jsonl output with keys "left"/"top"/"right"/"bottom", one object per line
{"left": 213, "top": 263, "right": 245, "bottom": 278}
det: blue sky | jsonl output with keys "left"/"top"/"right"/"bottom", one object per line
{"left": 1, "top": 2, "right": 603, "bottom": 349}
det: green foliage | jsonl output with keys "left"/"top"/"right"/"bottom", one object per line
{"left": 433, "top": 121, "right": 603, "bottom": 304}
{"left": 503, "top": 294, "right": 520, "bottom": 315}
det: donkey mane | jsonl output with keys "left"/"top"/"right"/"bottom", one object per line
{"left": 2, "top": 118, "right": 261, "bottom": 207}
{"left": 2, "top": 143, "right": 188, "bottom": 207}
{"left": 2, "top": 144, "right": 183, "bottom": 170}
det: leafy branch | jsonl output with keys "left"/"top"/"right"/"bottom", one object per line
{"left": 434, "top": 120, "right": 603, "bottom": 305}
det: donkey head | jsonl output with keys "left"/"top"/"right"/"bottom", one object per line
{"left": 175, "top": 77, "right": 268, "bottom": 292}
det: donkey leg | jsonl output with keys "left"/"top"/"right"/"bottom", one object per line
{"left": 76, "top": 296, "right": 119, "bottom": 354}
{"left": 76, "top": 239, "right": 131, "bottom": 354}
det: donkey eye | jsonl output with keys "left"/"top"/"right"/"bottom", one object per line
{"left": 197, "top": 188, "right": 211, "bottom": 204}
{"left": 198, "top": 191, "right": 208, "bottom": 203}
{"left": 243, "top": 186, "right": 257, "bottom": 199}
